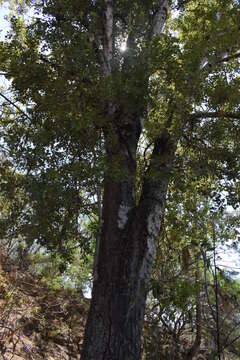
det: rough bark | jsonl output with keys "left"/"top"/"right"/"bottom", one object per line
{"left": 81, "top": 116, "right": 176, "bottom": 359}
{"left": 152, "top": 0, "right": 169, "bottom": 36}
{"left": 102, "top": 0, "right": 113, "bottom": 75}
{"left": 81, "top": 2, "right": 172, "bottom": 359}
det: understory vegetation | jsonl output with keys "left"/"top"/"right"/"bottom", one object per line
{"left": 1, "top": 165, "right": 240, "bottom": 359}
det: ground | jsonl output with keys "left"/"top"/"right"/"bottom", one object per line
{"left": 0, "top": 246, "right": 89, "bottom": 360}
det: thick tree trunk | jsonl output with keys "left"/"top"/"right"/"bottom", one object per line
{"left": 81, "top": 1, "right": 172, "bottom": 358}
{"left": 81, "top": 115, "right": 176, "bottom": 359}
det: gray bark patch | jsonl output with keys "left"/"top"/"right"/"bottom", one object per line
{"left": 118, "top": 204, "right": 131, "bottom": 229}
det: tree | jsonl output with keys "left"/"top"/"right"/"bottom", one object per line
{"left": 143, "top": 181, "right": 240, "bottom": 359}
{"left": 0, "top": 0, "right": 240, "bottom": 359}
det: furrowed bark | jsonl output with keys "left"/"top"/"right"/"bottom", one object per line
{"left": 102, "top": 0, "right": 113, "bottom": 75}
{"left": 81, "top": 117, "right": 176, "bottom": 359}
{"left": 81, "top": 113, "right": 140, "bottom": 359}
{"left": 81, "top": 2, "right": 172, "bottom": 359}
{"left": 152, "top": 0, "right": 169, "bottom": 37}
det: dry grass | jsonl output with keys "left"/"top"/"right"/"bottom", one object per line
{"left": 0, "top": 246, "right": 89, "bottom": 360}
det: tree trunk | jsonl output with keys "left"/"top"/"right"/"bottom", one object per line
{"left": 185, "top": 256, "right": 202, "bottom": 360}
{"left": 81, "top": 1, "right": 172, "bottom": 357}
{"left": 81, "top": 114, "right": 176, "bottom": 359}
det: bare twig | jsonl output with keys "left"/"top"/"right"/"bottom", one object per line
{"left": 190, "top": 111, "right": 240, "bottom": 120}
{"left": 0, "top": 92, "right": 31, "bottom": 121}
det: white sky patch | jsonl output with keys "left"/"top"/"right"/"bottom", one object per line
{"left": 218, "top": 251, "right": 240, "bottom": 272}
{"left": 0, "top": 2, "right": 35, "bottom": 41}
{"left": 118, "top": 204, "right": 131, "bottom": 229}
{"left": 0, "top": 4, "right": 10, "bottom": 40}
{"left": 217, "top": 243, "right": 240, "bottom": 278}
{"left": 120, "top": 39, "right": 127, "bottom": 52}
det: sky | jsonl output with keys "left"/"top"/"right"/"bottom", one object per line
{"left": 0, "top": 3, "right": 10, "bottom": 40}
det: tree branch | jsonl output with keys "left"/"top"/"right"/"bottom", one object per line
{"left": 151, "top": 0, "right": 169, "bottom": 37}
{"left": 190, "top": 111, "right": 240, "bottom": 120}
{"left": 201, "top": 51, "right": 240, "bottom": 70}
{"left": 102, "top": 0, "right": 113, "bottom": 75}
{"left": 0, "top": 92, "right": 32, "bottom": 121}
